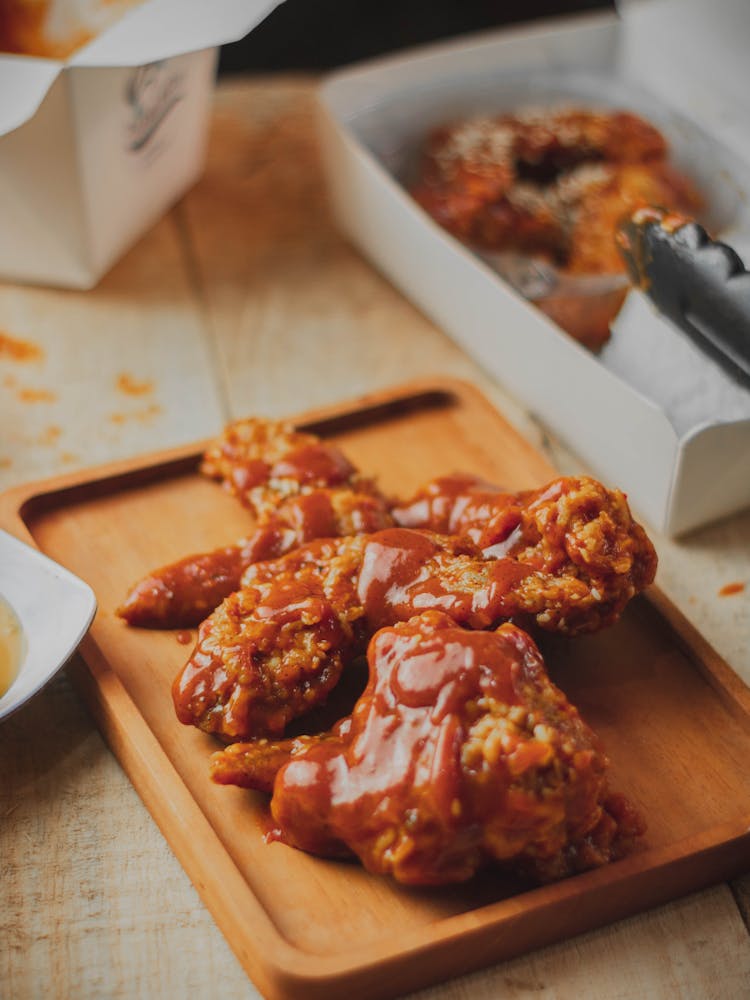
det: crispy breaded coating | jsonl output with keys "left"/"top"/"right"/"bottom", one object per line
{"left": 118, "top": 488, "right": 391, "bottom": 628}
{"left": 410, "top": 108, "right": 675, "bottom": 257}
{"left": 172, "top": 536, "right": 368, "bottom": 739}
{"left": 118, "top": 419, "right": 392, "bottom": 628}
{"left": 121, "top": 412, "right": 655, "bottom": 637}
{"left": 174, "top": 512, "right": 655, "bottom": 740}
{"left": 394, "top": 473, "right": 657, "bottom": 632}
{"left": 211, "top": 612, "right": 645, "bottom": 884}
{"left": 409, "top": 106, "right": 701, "bottom": 346}
{"left": 566, "top": 161, "right": 702, "bottom": 274}
{"left": 201, "top": 417, "right": 378, "bottom": 515}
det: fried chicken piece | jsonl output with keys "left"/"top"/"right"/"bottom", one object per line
{"left": 172, "top": 536, "right": 368, "bottom": 739}
{"left": 410, "top": 118, "right": 517, "bottom": 242}
{"left": 119, "top": 542, "right": 250, "bottom": 630}
{"left": 118, "top": 418, "right": 392, "bottom": 628}
{"left": 211, "top": 611, "right": 645, "bottom": 884}
{"left": 173, "top": 529, "right": 517, "bottom": 740}
{"left": 121, "top": 448, "right": 655, "bottom": 635}
{"left": 174, "top": 514, "right": 654, "bottom": 740}
{"left": 566, "top": 161, "right": 702, "bottom": 275}
{"left": 201, "top": 417, "right": 378, "bottom": 516}
{"left": 391, "top": 472, "right": 517, "bottom": 537}
{"left": 512, "top": 108, "right": 667, "bottom": 170}
{"left": 410, "top": 106, "right": 702, "bottom": 347}
{"left": 118, "top": 488, "right": 391, "bottom": 628}
{"left": 393, "top": 473, "right": 657, "bottom": 630}
{"left": 211, "top": 723, "right": 351, "bottom": 792}
{"left": 410, "top": 115, "right": 565, "bottom": 254}
{"left": 410, "top": 108, "right": 670, "bottom": 255}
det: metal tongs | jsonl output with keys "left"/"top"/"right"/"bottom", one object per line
{"left": 615, "top": 208, "right": 750, "bottom": 391}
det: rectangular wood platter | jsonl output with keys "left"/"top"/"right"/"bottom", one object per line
{"left": 2, "top": 379, "right": 750, "bottom": 1000}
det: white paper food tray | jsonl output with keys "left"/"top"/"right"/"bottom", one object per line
{"left": 0, "top": 0, "right": 283, "bottom": 289}
{"left": 317, "top": 1, "right": 750, "bottom": 536}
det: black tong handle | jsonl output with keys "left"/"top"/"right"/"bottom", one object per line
{"left": 617, "top": 210, "right": 750, "bottom": 390}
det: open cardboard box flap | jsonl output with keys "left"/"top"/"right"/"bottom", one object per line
{"left": 0, "top": 0, "right": 284, "bottom": 137}
{"left": 0, "top": 0, "right": 285, "bottom": 288}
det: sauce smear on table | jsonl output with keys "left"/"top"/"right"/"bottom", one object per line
{"left": 0, "top": 596, "right": 24, "bottom": 697}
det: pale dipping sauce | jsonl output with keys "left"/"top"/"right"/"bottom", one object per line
{"left": 0, "top": 596, "right": 24, "bottom": 697}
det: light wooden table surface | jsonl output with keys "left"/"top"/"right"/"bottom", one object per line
{"left": 2, "top": 78, "right": 749, "bottom": 1000}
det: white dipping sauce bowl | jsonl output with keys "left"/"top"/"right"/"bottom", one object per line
{"left": 0, "top": 529, "right": 96, "bottom": 722}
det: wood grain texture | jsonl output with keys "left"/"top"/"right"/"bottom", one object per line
{"left": 0, "top": 213, "right": 225, "bottom": 492}
{"left": 177, "top": 80, "right": 533, "bottom": 427}
{"left": 0, "top": 76, "right": 749, "bottom": 999}
{"left": 0, "top": 670, "right": 246, "bottom": 999}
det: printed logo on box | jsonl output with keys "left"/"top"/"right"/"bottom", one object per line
{"left": 124, "top": 61, "right": 185, "bottom": 156}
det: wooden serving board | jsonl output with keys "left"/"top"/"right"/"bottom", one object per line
{"left": 2, "top": 379, "right": 750, "bottom": 1000}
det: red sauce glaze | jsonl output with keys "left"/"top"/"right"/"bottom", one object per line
{"left": 250, "top": 611, "right": 641, "bottom": 884}
{"left": 392, "top": 474, "right": 524, "bottom": 550}
{"left": 270, "top": 443, "right": 355, "bottom": 487}
{"left": 229, "top": 458, "right": 271, "bottom": 495}
{"left": 172, "top": 528, "right": 539, "bottom": 740}
{"left": 357, "top": 528, "right": 531, "bottom": 629}
{"left": 119, "top": 490, "right": 392, "bottom": 629}
{"left": 279, "top": 490, "right": 342, "bottom": 539}
{"left": 172, "top": 472, "right": 657, "bottom": 739}
{"left": 271, "top": 614, "right": 530, "bottom": 867}
{"left": 172, "top": 562, "right": 358, "bottom": 737}
{"left": 118, "top": 544, "right": 249, "bottom": 629}
{"left": 172, "top": 470, "right": 657, "bottom": 740}
{"left": 237, "top": 491, "right": 347, "bottom": 568}
{"left": 719, "top": 581, "right": 745, "bottom": 597}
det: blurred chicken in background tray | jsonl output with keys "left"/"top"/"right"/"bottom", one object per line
{"left": 410, "top": 107, "right": 702, "bottom": 349}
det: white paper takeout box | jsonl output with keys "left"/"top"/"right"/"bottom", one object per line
{"left": 317, "top": 0, "right": 750, "bottom": 536}
{"left": 0, "top": 0, "right": 283, "bottom": 289}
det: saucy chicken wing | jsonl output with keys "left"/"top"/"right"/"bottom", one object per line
{"left": 411, "top": 107, "right": 698, "bottom": 260}
{"left": 174, "top": 519, "right": 654, "bottom": 740}
{"left": 121, "top": 419, "right": 655, "bottom": 634}
{"left": 411, "top": 110, "right": 663, "bottom": 244}
{"left": 393, "top": 473, "right": 657, "bottom": 630}
{"left": 211, "top": 611, "right": 645, "bottom": 884}
{"left": 172, "top": 535, "right": 368, "bottom": 738}
{"left": 118, "top": 487, "right": 391, "bottom": 628}
{"left": 201, "top": 417, "right": 379, "bottom": 514}
{"left": 118, "top": 419, "right": 392, "bottom": 628}
{"left": 410, "top": 106, "right": 701, "bottom": 347}
{"left": 566, "top": 161, "right": 702, "bottom": 275}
